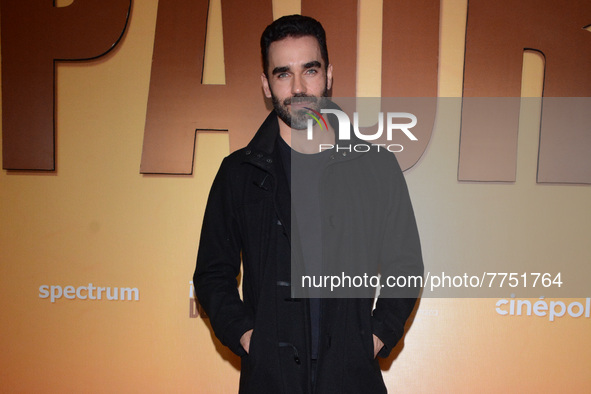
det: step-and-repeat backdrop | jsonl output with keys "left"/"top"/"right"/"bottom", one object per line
{"left": 1, "top": 0, "right": 589, "bottom": 392}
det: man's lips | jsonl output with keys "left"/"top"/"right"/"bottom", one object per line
{"left": 287, "top": 100, "right": 316, "bottom": 109}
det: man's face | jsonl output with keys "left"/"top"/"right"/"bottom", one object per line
{"left": 261, "top": 36, "right": 333, "bottom": 130}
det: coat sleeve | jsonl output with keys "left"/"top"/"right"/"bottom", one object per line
{"left": 193, "top": 157, "right": 254, "bottom": 357}
{"left": 371, "top": 154, "right": 424, "bottom": 358}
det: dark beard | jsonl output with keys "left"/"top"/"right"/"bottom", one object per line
{"left": 271, "top": 89, "right": 329, "bottom": 130}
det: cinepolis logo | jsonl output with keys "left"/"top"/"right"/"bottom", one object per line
{"left": 306, "top": 109, "right": 418, "bottom": 153}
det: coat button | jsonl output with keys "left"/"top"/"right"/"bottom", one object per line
{"left": 245, "top": 149, "right": 251, "bottom": 155}
{"left": 266, "top": 158, "right": 273, "bottom": 163}
{"left": 256, "top": 153, "right": 263, "bottom": 158}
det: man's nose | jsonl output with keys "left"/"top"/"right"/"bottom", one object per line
{"left": 292, "top": 74, "right": 306, "bottom": 95}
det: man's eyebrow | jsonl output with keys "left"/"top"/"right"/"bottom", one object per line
{"left": 271, "top": 66, "right": 290, "bottom": 75}
{"left": 303, "top": 61, "right": 322, "bottom": 69}
{"left": 271, "top": 61, "right": 322, "bottom": 75}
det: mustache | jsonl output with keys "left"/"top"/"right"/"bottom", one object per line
{"left": 283, "top": 95, "right": 318, "bottom": 106}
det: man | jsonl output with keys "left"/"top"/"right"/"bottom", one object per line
{"left": 194, "top": 15, "right": 423, "bottom": 394}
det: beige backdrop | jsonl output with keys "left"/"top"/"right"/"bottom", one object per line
{"left": 1, "top": 0, "right": 589, "bottom": 392}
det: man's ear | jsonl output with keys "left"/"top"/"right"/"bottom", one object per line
{"left": 326, "top": 64, "right": 333, "bottom": 91}
{"left": 261, "top": 73, "right": 272, "bottom": 98}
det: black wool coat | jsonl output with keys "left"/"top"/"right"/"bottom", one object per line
{"left": 194, "top": 110, "right": 423, "bottom": 394}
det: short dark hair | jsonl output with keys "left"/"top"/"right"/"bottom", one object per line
{"left": 260, "top": 15, "right": 329, "bottom": 76}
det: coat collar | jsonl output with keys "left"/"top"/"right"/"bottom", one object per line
{"left": 239, "top": 111, "right": 282, "bottom": 176}
{"left": 247, "top": 110, "right": 280, "bottom": 155}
